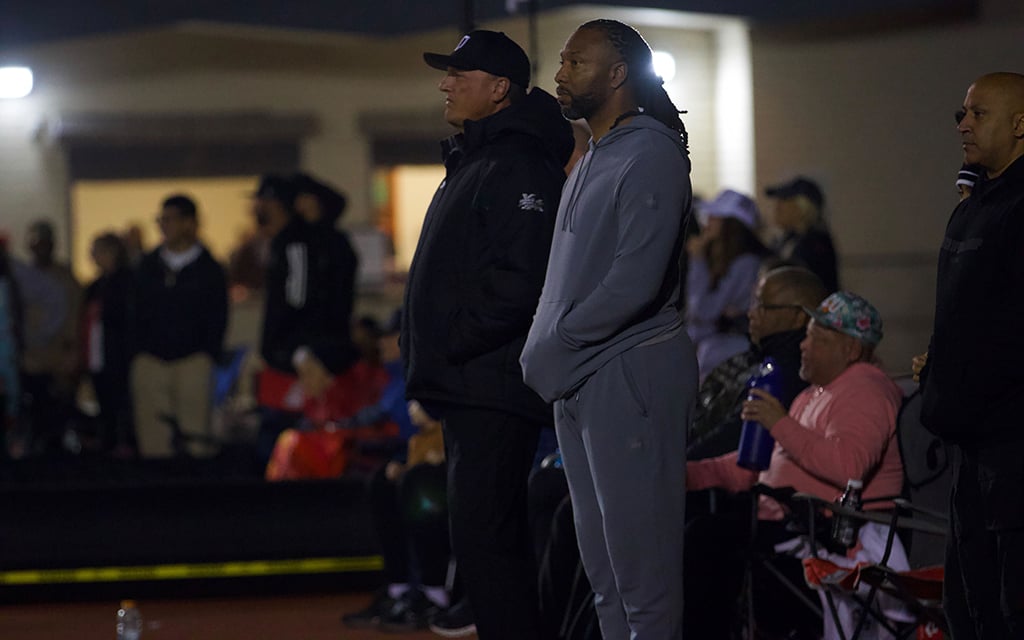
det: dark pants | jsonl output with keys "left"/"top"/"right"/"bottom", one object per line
{"left": 443, "top": 406, "right": 542, "bottom": 640}
{"left": 529, "top": 465, "right": 590, "bottom": 640}
{"left": 368, "top": 461, "right": 450, "bottom": 587}
{"left": 529, "top": 465, "right": 570, "bottom": 564}
{"left": 21, "top": 372, "right": 75, "bottom": 454}
{"left": 683, "top": 505, "right": 821, "bottom": 640}
{"left": 91, "top": 369, "right": 134, "bottom": 451}
{"left": 944, "top": 453, "right": 1024, "bottom": 639}
{"left": 539, "top": 494, "right": 602, "bottom": 640}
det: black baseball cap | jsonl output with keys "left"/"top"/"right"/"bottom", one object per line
{"left": 253, "top": 174, "right": 297, "bottom": 209}
{"left": 423, "top": 30, "right": 530, "bottom": 89}
{"left": 293, "top": 172, "right": 348, "bottom": 222}
{"left": 765, "top": 176, "right": 824, "bottom": 210}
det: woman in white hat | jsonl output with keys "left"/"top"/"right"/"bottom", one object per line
{"left": 685, "top": 189, "right": 770, "bottom": 379}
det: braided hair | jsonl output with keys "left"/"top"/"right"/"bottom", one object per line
{"left": 580, "top": 19, "right": 689, "bottom": 152}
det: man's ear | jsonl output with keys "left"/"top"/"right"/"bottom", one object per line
{"left": 846, "top": 337, "right": 864, "bottom": 365}
{"left": 492, "top": 76, "right": 511, "bottom": 104}
{"left": 610, "top": 60, "right": 628, "bottom": 90}
{"left": 1014, "top": 111, "right": 1024, "bottom": 139}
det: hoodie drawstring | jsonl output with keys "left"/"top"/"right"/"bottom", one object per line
{"left": 562, "top": 147, "right": 596, "bottom": 233}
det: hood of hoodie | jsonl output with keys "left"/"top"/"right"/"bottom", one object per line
{"left": 594, "top": 112, "right": 688, "bottom": 152}
{"left": 598, "top": 113, "right": 684, "bottom": 147}
{"left": 561, "top": 113, "right": 688, "bottom": 234}
{"left": 458, "top": 87, "right": 574, "bottom": 168}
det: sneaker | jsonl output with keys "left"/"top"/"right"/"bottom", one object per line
{"left": 379, "top": 588, "right": 441, "bottom": 633}
{"left": 428, "top": 598, "right": 477, "bottom": 638}
{"left": 341, "top": 588, "right": 398, "bottom": 629}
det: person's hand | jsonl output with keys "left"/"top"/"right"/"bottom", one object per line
{"left": 385, "top": 461, "right": 405, "bottom": 482}
{"left": 408, "top": 400, "right": 441, "bottom": 429}
{"left": 296, "top": 354, "right": 332, "bottom": 398}
{"left": 911, "top": 351, "right": 928, "bottom": 383}
{"left": 740, "top": 388, "right": 787, "bottom": 431}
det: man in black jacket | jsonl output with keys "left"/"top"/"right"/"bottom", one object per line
{"left": 920, "top": 71, "right": 1024, "bottom": 640}
{"left": 132, "top": 194, "right": 228, "bottom": 457}
{"left": 400, "top": 30, "right": 573, "bottom": 639}
{"left": 254, "top": 174, "right": 359, "bottom": 463}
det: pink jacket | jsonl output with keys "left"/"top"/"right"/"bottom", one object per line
{"left": 687, "top": 362, "right": 904, "bottom": 520}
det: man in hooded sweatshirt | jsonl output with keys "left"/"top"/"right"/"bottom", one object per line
{"left": 520, "top": 19, "right": 697, "bottom": 640}
{"left": 399, "top": 30, "right": 573, "bottom": 639}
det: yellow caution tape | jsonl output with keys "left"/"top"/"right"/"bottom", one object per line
{"left": 0, "top": 555, "right": 383, "bottom": 585}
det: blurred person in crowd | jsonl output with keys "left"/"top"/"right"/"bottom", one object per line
{"left": 121, "top": 224, "right": 145, "bottom": 267}
{"left": 0, "top": 233, "right": 23, "bottom": 451}
{"left": 685, "top": 189, "right": 771, "bottom": 379}
{"left": 226, "top": 228, "right": 267, "bottom": 296}
{"left": 82, "top": 232, "right": 135, "bottom": 454}
{"left": 401, "top": 30, "right": 573, "bottom": 639}
{"left": 764, "top": 175, "right": 839, "bottom": 293}
{"left": 132, "top": 194, "right": 228, "bottom": 457}
{"left": 292, "top": 170, "right": 359, "bottom": 365}
{"left": 521, "top": 19, "right": 695, "bottom": 639}
{"left": 919, "top": 71, "right": 1024, "bottom": 639}
{"left": 254, "top": 173, "right": 360, "bottom": 465}
{"left": 343, "top": 310, "right": 454, "bottom": 631}
{"left": 12, "top": 219, "right": 81, "bottom": 454}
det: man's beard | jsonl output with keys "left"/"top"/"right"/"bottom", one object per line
{"left": 560, "top": 89, "right": 604, "bottom": 121}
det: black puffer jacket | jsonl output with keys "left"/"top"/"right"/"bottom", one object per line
{"left": 401, "top": 88, "right": 574, "bottom": 423}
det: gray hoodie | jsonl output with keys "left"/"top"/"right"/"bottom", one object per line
{"left": 520, "top": 115, "right": 692, "bottom": 403}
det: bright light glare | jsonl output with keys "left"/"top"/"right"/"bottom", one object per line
{"left": 652, "top": 51, "right": 676, "bottom": 83}
{"left": 0, "top": 66, "right": 34, "bottom": 99}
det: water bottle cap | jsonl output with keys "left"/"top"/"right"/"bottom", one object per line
{"left": 120, "top": 599, "right": 137, "bottom": 609}
{"left": 847, "top": 479, "right": 863, "bottom": 489}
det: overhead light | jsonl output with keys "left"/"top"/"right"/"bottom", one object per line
{"left": 652, "top": 51, "right": 676, "bottom": 83}
{"left": 0, "top": 66, "right": 34, "bottom": 99}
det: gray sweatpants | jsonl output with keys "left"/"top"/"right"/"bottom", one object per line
{"left": 554, "top": 331, "right": 697, "bottom": 640}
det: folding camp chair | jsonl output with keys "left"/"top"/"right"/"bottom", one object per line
{"left": 740, "top": 388, "right": 953, "bottom": 640}
{"left": 793, "top": 492, "right": 947, "bottom": 640}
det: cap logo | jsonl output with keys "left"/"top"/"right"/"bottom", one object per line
{"left": 454, "top": 35, "right": 470, "bottom": 51}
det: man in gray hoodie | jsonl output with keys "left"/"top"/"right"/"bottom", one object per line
{"left": 521, "top": 19, "right": 697, "bottom": 640}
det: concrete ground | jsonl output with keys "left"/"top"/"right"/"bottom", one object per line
{"left": 0, "top": 592, "right": 476, "bottom": 640}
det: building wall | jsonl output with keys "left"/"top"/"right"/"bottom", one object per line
{"left": 6, "top": 10, "right": 1018, "bottom": 374}
{"left": 0, "top": 14, "right": 724, "bottom": 270}
{"left": 0, "top": 68, "right": 421, "bottom": 263}
{"left": 751, "top": 18, "right": 1024, "bottom": 374}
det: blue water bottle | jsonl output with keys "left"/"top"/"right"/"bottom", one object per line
{"left": 736, "top": 357, "right": 781, "bottom": 471}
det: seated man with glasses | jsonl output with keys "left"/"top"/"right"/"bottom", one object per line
{"left": 688, "top": 265, "right": 828, "bottom": 460}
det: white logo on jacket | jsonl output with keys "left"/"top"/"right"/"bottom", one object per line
{"left": 518, "top": 193, "right": 545, "bottom": 212}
